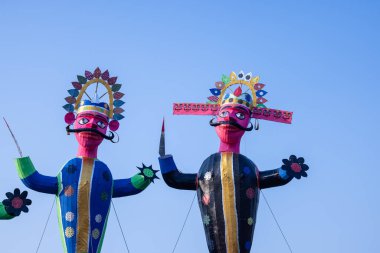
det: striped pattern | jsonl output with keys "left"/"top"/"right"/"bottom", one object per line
{"left": 220, "top": 153, "right": 239, "bottom": 252}
{"left": 76, "top": 157, "right": 94, "bottom": 252}
{"left": 77, "top": 105, "right": 110, "bottom": 118}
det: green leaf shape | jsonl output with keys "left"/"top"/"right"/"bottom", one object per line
{"left": 63, "top": 104, "right": 74, "bottom": 112}
{"left": 112, "top": 84, "right": 122, "bottom": 92}
{"left": 221, "top": 74, "right": 230, "bottom": 84}
{"left": 77, "top": 75, "right": 87, "bottom": 84}
{"left": 113, "top": 100, "right": 125, "bottom": 107}
{"left": 68, "top": 89, "right": 79, "bottom": 97}
{"left": 113, "top": 114, "right": 125, "bottom": 120}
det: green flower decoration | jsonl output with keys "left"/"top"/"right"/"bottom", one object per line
{"left": 137, "top": 164, "right": 159, "bottom": 183}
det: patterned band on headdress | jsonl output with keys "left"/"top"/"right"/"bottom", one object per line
{"left": 172, "top": 71, "right": 293, "bottom": 124}
{"left": 77, "top": 101, "right": 110, "bottom": 118}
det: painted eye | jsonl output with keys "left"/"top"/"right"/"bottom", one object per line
{"left": 78, "top": 118, "right": 89, "bottom": 125}
{"left": 97, "top": 121, "right": 106, "bottom": 129}
{"left": 238, "top": 71, "right": 244, "bottom": 79}
{"left": 219, "top": 111, "right": 229, "bottom": 117}
{"left": 235, "top": 112, "right": 245, "bottom": 120}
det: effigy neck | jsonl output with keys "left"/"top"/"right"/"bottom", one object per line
{"left": 77, "top": 145, "right": 98, "bottom": 159}
{"left": 218, "top": 141, "right": 240, "bottom": 153}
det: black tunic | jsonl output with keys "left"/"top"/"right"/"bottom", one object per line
{"left": 160, "top": 152, "right": 291, "bottom": 253}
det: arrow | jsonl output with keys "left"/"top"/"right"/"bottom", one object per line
{"left": 159, "top": 118, "right": 165, "bottom": 157}
{"left": 3, "top": 117, "right": 23, "bottom": 157}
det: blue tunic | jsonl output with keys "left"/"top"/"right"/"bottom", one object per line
{"left": 16, "top": 156, "right": 152, "bottom": 253}
{"left": 58, "top": 157, "right": 113, "bottom": 253}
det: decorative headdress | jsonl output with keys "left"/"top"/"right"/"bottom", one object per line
{"left": 173, "top": 71, "right": 293, "bottom": 124}
{"left": 63, "top": 67, "right": 125, "bottom": 131}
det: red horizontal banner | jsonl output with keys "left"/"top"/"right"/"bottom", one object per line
{"left": 173, "top": 103, "right": 293, "bottom": 124}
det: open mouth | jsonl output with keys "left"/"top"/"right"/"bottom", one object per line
{"left": 78, "top": 131, "right": 103, "bottom": 140}
{"left": 218, "top": 124, "right": 241, "bottom": 132}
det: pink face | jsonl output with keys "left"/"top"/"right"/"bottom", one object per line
{"left": 215, "top": 105, "right": 251, "bottom": 144}
{"left": 74, "top": 112, "right": 109, "bottom": 149}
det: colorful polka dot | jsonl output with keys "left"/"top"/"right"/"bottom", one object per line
{"left": 64, "top": 186, "right": 74, "bottom": 197}
{"left": 202, "top": 194, "right": 210, "bottom": 206}
{"left": 245, "top": 241, "right": 252, "bottom": 250}
{"left": 208, "top": 239, "right": 215, "bottom": 251}
{"left": 66, "top": 165, "right": 77, "bottom": 174}
{"left": 204, "top": 172, "right": 212, "bottom": 181}
{"left": 203, "top": 215, "right": 210, "bottom": 225}
{"left": 92, "top": 229, "right": 100, "bottom": 240}
{"left": 65, "top": 227, "right": 75, "bottom": 238}
{"left": 246, "top": 188, "right": 255, "bottom": 199}
{"left": 247, "top": 217, "right": 253, "bottom": 226}
{"left": 65, "top": 212, "right": 75, "bottom": 222}
{"left": 95, "top": 214, "right": 102, "bottom": 223}
{"left": 243, "top": 166, "right": 251, "bottom": 175}
{"left": 102, "top": 171, "right": 110, "bottom": 181}
{"left": 101, "top": 192, "right": 108, "bottom": 201}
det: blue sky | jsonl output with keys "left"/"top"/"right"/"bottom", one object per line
{"left": 0, "top": 1, "right": 379, "bottom": 252}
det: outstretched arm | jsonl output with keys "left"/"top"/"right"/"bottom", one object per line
{"left": 112, "top": 164, "right": 158, "bottom": 198}
{"left": 259, "top": 155, "right": 309, "bottom": 189}
{"left": 15, "top": 157, "right": 58, "bottom": 194}
{"left": 259, "top": 168, "right": 292, "bottom": 189}
{"left": 0, "top": 188, "right": 32, "bottom": 220}
{"left": 159, "top": 155, "right": 197, "bottom": 191}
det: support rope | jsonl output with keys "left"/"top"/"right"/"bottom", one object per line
{"left": 35, "top": 197, "right": 55, "bottom": 253}
{"left": 111, "top": 200, "right": 130, "bottom": 253}
{"left": 172, "top": 192, "right": 197, "bottom": 253}
{"left": 260, "top": 190, "right": 294, "bottom": 253}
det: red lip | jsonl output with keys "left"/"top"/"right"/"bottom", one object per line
{"left": 217, "top": 124, "right": 241, "bottom": 132}
{"left": 78, "top": 131, "right": 103, "bottom": 140}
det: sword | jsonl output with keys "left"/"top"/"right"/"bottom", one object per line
{"left": 159, "top": 118, "right": 165, "bottom": 157}
{"left": 3, "top": 117, "right": 23, "bottom": 157}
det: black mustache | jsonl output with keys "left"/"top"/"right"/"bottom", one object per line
{"left": 209, "top": 119, "right": 253, "bottom": 131}
{"left": 66, "top": 125, "right": 115, "bottom": 141}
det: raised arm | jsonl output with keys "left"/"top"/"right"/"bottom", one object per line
{"left": 157, "top": 120, "right": 197, "bottom": 190}
{"left": 259, "top": 155, "right": 309, "bottom": 189}
{"left": 112, "top": 164, "right": 158, "bottom": 198}
{"left": 15, "top": 157, "right": 58, "bottom": 194}
{"left": 158, "top": 155, "right": 197, "bottom": 191}
{"left": 0, "top": 188, "right": 32, "bottom": 220}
